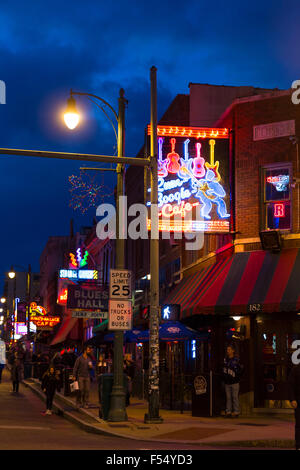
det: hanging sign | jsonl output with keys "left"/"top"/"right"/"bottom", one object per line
{"left": 146, "top": 127, "right": 230, "bottom": 233}
{"left": 67, "top": 285, "right": 108, "bottom": 310}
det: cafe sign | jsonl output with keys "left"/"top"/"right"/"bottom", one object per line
{"left": 29, "top": 302, "right": 60, "bottom": 330}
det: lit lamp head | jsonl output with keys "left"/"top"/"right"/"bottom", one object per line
{"left": 8, "top": 271, "right": 16, "bottom": 279}
{"left": 0, "top": 298, "right": 6, "bottom": 303}
{"left": 64, "top": 95, "right": 80, "bottom": 130}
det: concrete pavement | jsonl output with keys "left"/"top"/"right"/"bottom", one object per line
{"left": 20, "top": 371, "right": 297, "bottom": 449}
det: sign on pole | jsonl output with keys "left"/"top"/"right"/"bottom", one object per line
{"left": 71, "top": 311, "right": 108, "bottom": 319}
{"left": 108, "top": 300, "right": 132, "bottom": 330}
{"left": 109, "top": 269, "right": 132, "bottom": 300}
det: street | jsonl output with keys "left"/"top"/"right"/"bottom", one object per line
{"left": 0, "top": 369, "right": 290, "bottom": 453}
{"left": 0, "top": 369, "right": 215, "bottom": 451}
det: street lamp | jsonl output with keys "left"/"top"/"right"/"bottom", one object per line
{"left": 0, "top": 298, "right": 6, "bottom": 304}
{"left": 7, "top": 265, "right": 32, "bottom": 337}
{"left": 64, "top": 96, "right": 80, "bottom": 130}
{"left": 64, "top": 88, "right": 128, "bottom": 422}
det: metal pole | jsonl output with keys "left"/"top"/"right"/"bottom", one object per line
{"left": 145, "top": 66, "right": 163, "bottom": 423}
{"left": 108, "top": 89, "right": 128, "bottom": 422}
{"left": 27, "top": 264, "right": 31, "bottom": 336}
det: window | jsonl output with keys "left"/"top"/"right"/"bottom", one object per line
{"left": 262, "top": 164, "right": 292, "bottom": 231}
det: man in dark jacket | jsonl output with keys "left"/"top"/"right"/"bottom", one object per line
{"left": 72, "top": 346, "right": 93, "bottom": 409}
{"left": 222, "top": 345, "right": 243, "bottom": 418}
{"left": 288, "top": 364, "right": 300, "bottom": 450}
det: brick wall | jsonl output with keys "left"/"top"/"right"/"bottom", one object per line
{"left": 218, "top": 91, "right": 300, "bottom": 241}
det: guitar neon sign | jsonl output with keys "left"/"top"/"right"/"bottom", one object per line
{"left": 155, "top": 137, "right": 230, "bottom": 223}
{"left": 69, "top": 248, "right": 89, "bottom": 268}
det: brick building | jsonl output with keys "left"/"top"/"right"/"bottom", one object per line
{"left": 125, "top": 83, "right": 300, "bottom": 413}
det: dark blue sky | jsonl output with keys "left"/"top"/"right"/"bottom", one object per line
{"left": 0, "top": 0, "right": 299, "bottom": 284}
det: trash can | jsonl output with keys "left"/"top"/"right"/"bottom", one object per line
{"left": 192, "top": 371, "right": 222, "bottom": 417}
{"left": 98, "top": 373, "right": 129, "bottom": 420}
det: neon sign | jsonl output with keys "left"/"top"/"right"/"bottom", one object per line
{"left": 266, "top": 175, "right": 289, "bottom": 192}
{"left": 59, "top": 269, "right": 98, "bottom": 280}
{"left": 58, "top": 288, "right": 68, "bottom": 305}
{"left": 148, "top": 134, "right": 230, "bottom": 232}
{"left": 30, "top": 302, "right": 47, "bottom": 316}
{"left": 274, "top": 203, "right": 285, "bottom": 218}
{"left": 69, "top": 248, "right": 89, "bottom": 268}
{"left": 147, "top": 125, "right": 229, "bottom": 139}
{"left": 31, "top": 316, "right": 60, "bottom": 328}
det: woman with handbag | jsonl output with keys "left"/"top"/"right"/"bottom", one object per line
{"left": 41, "top": 365, "right": 60, "bottom": 415}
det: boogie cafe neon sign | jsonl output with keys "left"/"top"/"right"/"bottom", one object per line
{"left": 147, "top": 126, "right": 230, "bottom": 232}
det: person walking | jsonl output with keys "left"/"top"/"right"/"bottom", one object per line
{"left": 72, "top": 345, "right": 94, "bottom": 409}
{"left": 288, "top": 363, "right": 300, "bottom": 450}
{"left": 10, "top": 352, "right": 24, "bottom": 393}
{"left": 41, "top": 365, "right": 60, "bottom": 415}
{"left": 0, "top": 339, "right": 6, "bottom": 383}
{"left": 123, "top": 355, "right": 135, "bottom": 406}
{"left": 222, "top": 345, "right": 243, "bottom": 418}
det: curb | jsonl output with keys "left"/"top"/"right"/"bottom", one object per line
{"left": 23, "top": 380, "right": 295, "bottom": 448}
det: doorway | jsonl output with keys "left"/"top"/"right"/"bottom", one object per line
{"left": 255, "top": 315, "right": 300, "bottom": 408}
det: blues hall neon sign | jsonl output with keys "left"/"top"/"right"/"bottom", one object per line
{"left": 148, "top": 134, "right": 230, "bottom": 232}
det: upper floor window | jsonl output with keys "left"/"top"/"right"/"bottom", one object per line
{"left": 262, "top": 164, "right": 292, "bottom": 231}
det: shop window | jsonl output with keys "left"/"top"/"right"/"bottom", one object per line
{"left": 262, "top": 164, "right": 292, "bottom": 231}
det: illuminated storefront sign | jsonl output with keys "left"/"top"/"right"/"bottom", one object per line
{"left": 59, "top": 269, "right": 98, "bottom": 280}
{"left": 147, "top": 129, "right": 230, "bottom": 233}
{"left": 29, "top": 302, "right": 60, "bottom": 329}
{"left": 31, "top": 316, "right": 60, "bottom": 329}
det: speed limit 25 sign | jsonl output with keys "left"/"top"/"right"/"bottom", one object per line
{"left": 109, "top": 269, "right": 133, "bottom": 300}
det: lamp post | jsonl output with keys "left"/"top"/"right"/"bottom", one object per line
{"left": 6, "top": 265, "right": 32, "bottom": 337}
{"left": 64, "top": 88, "right": 128, "bottom": 421}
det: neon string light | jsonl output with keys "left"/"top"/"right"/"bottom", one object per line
{"left": 69, "top": 253, "right": 77, "bottom": 268}
{"left": 147, "top": 125, "right": 229, "bottom": 139}
{"left": 76, "top": 248, "right": 82, "bottom": 266}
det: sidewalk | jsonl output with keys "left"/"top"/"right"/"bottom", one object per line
{"left": 23, "top": 376, "right": 296, "bottom": 448}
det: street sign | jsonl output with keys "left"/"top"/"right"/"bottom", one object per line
{"left": 108, "top": 300, "right": 132, "bottom": 330}
{"left": 71, "top": 310, "right": 108, "bottom": 319}
{"left": 67, "top": 285, "right": 108, "bottom": 310}
{"left": 109, "top": 269, "right": 133, "bottom": 300}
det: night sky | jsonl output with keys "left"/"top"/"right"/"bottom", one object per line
{"left": 0, "top": 0, "right": 299, "bottom": 286}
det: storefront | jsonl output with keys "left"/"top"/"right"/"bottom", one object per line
{"left": 164, "top": 247, "right": 300, "bottom": 412}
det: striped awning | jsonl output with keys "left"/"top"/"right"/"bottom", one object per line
{"left": 164, "top": 248, "right": 300, "bottom": 318}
